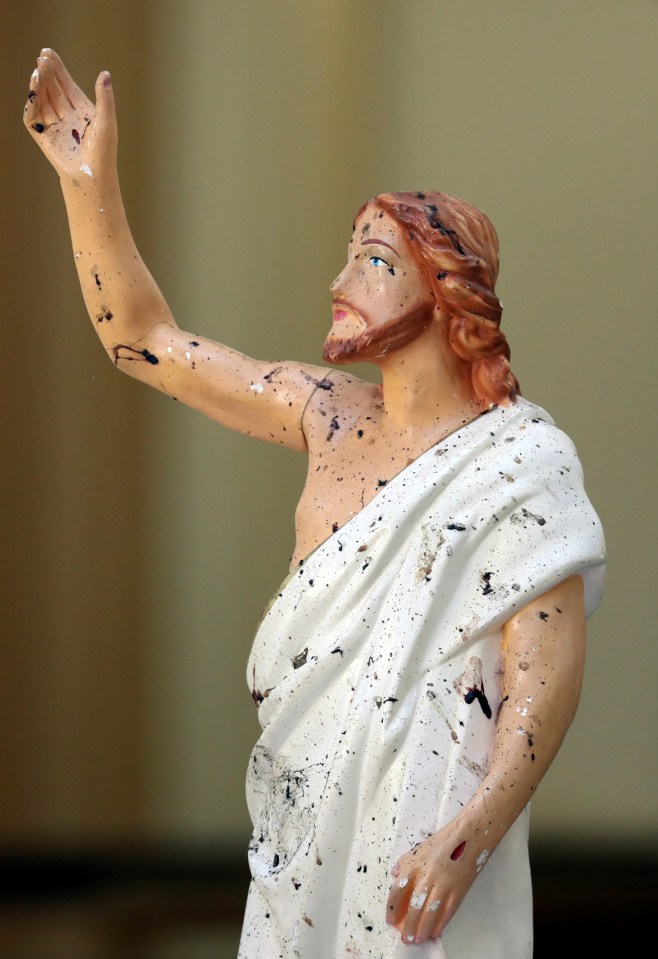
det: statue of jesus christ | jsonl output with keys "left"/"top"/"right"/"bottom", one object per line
{"left": 24, "top": 49, "right": 605, "bottom": 957}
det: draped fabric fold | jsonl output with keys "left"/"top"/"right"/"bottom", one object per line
{"left": 239, "top": 398, "right": 605, "bottom": 959}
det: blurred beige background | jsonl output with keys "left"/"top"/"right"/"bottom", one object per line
{"left": 1, "top": 0, "right": 656, "bottom": 861}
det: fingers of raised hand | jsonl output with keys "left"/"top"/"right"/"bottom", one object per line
{"left": 24, "top": 64, "right": 58, "bottom": 132}
{"left": 41, "top": 48, "right": 88, "bottom": 109}
{"left": 24, "top": 50, "right": 97, "bottom": 164}
{"left": 23, "top": 68, "right": 42, "bottom": 133}
{"left": 36, "top": 55, "right": 69, "bottom": 122}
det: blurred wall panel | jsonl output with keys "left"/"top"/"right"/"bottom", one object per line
{"left": 0, "top": 0, "right": 155, "bottom": 845}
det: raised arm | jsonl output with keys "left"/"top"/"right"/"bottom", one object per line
{"left": 385, "top": 574, "right": 586, "bottom": 945}
{"left": 23, "top": 48, "right": 329, "bottom": 450}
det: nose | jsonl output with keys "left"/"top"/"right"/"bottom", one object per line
{"left": 330, "top": 260, "right": 353, "bottom": 296}
{"left": 329, "top": 270, "right": 345, "bottom": 296}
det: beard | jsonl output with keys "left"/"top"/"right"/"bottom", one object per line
{"left": 322, "top": 300, "right": 435, "bottom": 365}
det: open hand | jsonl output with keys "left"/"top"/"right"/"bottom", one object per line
{"left": 23, "top": 48, "right": 117, "bottom": 183}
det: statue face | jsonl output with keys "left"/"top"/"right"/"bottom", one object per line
{"left": 322, "top": 205, "right": 436, "bottom": 365}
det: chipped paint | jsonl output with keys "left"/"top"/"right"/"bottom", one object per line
{"left": 410, "top": 890, "right": 427, "bottom": 909}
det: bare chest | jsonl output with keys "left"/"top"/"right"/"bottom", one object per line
{"left": 291, "top": 435, "right": 416, "bottom": 568}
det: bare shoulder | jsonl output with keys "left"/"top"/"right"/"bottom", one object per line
{"left": 302, "top": 368, "right": 380, "bottom": 448}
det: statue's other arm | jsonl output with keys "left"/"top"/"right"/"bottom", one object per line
{"left": 23, "top": 49, "right": 328, "bottom": 451}
{"left": 385, "top": 574, "right": 586, "bottom": 945}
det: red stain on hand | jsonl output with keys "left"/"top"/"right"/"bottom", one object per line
{"left": 450, "top": 841, "right": 466, "bottom": 861}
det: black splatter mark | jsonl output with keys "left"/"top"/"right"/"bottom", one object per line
{"left": 447, "top": 523, "right": 466, "bottom": 531}
{"left": 538, "top": 611, "right": 549, "bottom": 621}
{"left": 251, "top": 666, "right": 272, "bottom": 706}
{"left": 436, "top": 271, "right": 448, "bottom": 280}
{"left": 292, "top": 648, "right": 308, "bottom": 669}
{"left": 496, "top": 694, "right": 509, "bottom": 723}
{"left": 377, "top": 479, "right": 388, "bottom": 487}
{"left": 481, "top": 571, "right": 494, "bottom": 595}
{"left": 96, "top": 308, "right": 113, "bottom": 323}
{"left": 94, "top": 274, "right": 102, "bottom": 288}
{"left": 113, "top": 344, "right": 159, "bottom": 365}
{"left": 425, "top": 204, "right": 466, "bottom": 254}
{"left": 327, "top": 415, "right": 340, "bottom": 441}
{"left": 331, "top": 647, "right": 343, "bottom": 657}
{"left": 32, "top": 122, "right": 45, "bottom": 134}
{"left": 272, "top": 853, "right": 280, "bottom": 868}
{"left": 263, "top": 366, "right": 283, "bottom": 382}
{"left": 189, "top": 340, "right": 199, "bottom": 347}
{"left": 464, "top": 686, "right": 492, "bottom": 718}
{"left": 72, "top": 129, "right": 80, "bottom": 144}
{"left": 357, "top": 429, "right": 364, "bottom": 438}
{"left": 416, "top": 192, "right": 426, "bottom": 199}
{"left": 332, "top": 522, "right": 339, "bottom": 532}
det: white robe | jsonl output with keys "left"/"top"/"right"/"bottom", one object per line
{"left": 238, "top": 398, "right": 605, "bottom": 959}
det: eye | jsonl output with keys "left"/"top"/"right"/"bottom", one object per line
{"left": 369, "top": 255, "right": 396, "bottom": 275}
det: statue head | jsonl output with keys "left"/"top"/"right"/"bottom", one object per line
{"left": 324, "top": 190, "right": 519, "bottom": 407}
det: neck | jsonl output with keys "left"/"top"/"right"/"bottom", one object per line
{"left": 375, "top": 324, "right": 483, "bottom": 440}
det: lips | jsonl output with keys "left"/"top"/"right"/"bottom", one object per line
{"left": 332, "top": 299, "right": 365, "bottom": 326}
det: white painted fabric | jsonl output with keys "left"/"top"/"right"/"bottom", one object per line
{"left": 238, "top": 398, "right": 605, "bottom": 959}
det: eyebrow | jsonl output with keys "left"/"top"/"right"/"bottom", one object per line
{"left": 361, "top": 238, "right": 400, "bottom": 256}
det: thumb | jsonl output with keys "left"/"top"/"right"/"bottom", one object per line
{"left": 93, "top": 70, "right": 118, "bottom": 158}
{"left": 95, "top": 70, "right": 116, "bottom": 128}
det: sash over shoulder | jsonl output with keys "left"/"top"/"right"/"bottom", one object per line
{"left": 238, "top": 398, "right": 605, "bottom": 959}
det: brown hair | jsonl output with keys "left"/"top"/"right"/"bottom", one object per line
{"left": 369, "top": 191, "right": 520, "bottom": 406}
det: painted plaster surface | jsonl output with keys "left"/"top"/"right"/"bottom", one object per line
{"left": 239, "top": 398, "right": 605, "bottom": 958}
